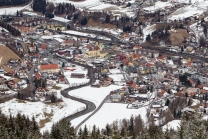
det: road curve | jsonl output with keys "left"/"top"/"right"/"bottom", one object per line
{"left": 75, "top": 94, "right": 110, "bottom": 132}
{"left": 61, "top": 83, "right": 96, "bottom": 122}
{"left": 58, "top": 57, "right": 97, "bottom": 126}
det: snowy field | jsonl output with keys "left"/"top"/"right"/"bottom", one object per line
{"left": 63, "top": 30, "right": 111, "bottom": 41}
{"left": 168, "top": 5, "right": 205, "bottom": 21}
{"left": 69, "top": 85, "right": 122, "bottom": 107}
{"left": 48, "top": 0, "right": 135, "bottom": 17}
{"left": 69, "top": 85, "right": 132, "bottom": 129}
{"left": 143, "top": 1, "right": 172, "bottom": 11}
{"left": 0, "top": 2, "right": 32, "bottom": 15}
{"left": 79, "top": 103, "right": 148, "bottom": 130}
{"left": 168, "top": 0, "right": 208, "bottom": 20}
{"left": 162, "top": 120, "right": 181, "bottom": 131}
{"left": 48, "top": 0, "right": 102, "bottom": 9}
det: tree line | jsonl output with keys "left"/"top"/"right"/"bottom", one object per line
{"left": 0, "top": 21, "right": 21, "bottom": 36}
{"left": 0, "top": 0, "right": 30, "bottom": 7}
{"left": 1, "top": 110, "right": 208, "bottom": 139}
{"left": 32, "top": 0, "right": 77, "bottom": 18}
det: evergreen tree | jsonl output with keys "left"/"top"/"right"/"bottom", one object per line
{"left": 105, "top": 15, "right": 110, "bottom": 23}
{"left": 189, "top": 113, "right": 207, "bottom": 139}
{"left": 78, "top": 127, "right": 83, "bottom": 136}
{"left": 112, "top": 124, "right": 121, "bottom": 139}
{"left": 177, "top": 113, "right": 190, "bottom": 139}
{"left": 188, "top": 99, "right": 192, "bottom": 106}
{"left": 146, "top": 34, "right": 151, "bottom": 41}
{"left": 105, "top": 124, "right": 112, "bottom": 137}
{"left": 165, "top": 99, "right": 170, "bottom": 106}
{"left": 83, "top": 124, "right": 89, "bottom": 138}
{"left": 91, "top": 125, "right": 96, "bottom": 139}
{"left": 16, "top": 10, "right": 19, "bottom": 17}
{"left": 51, "top": 94, "right": 56, "bottom": 103}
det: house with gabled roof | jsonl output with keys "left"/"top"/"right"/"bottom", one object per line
{"left": 39, "top": 64, "right": 60, "bottom": 73}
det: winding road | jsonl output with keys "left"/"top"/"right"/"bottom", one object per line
{"left": 57, "top": 56, "right": 99, "bottom": 131}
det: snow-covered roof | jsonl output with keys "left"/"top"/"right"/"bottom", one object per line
{"left": 52, "top": 17, "right": 71, "bottom": 23}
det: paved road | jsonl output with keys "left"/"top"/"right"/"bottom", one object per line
{"left": 61, "top": 27, "right": 208, "bottom": 62}
{"left": 75, "top": 94, "right": 110, "bottom": 132}
{"left": 61, "top": 82, "right": 96, "bottom": 122}
{"left": 27, "top": 66, "right": 35, "bottom": 91}
{"left": 145, "top": 46, "right": 208, "bottom": 62}
{"left": 57, "top": 56, "right": 97, "bottom": 125}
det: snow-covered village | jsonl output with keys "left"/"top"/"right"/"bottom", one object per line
{"left": 0, "top": 0, "right": 208, "bottom": 138}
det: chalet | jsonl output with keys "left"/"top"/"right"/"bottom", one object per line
{"left": 4, "top": 71, "right": 14, "bottom": 77}
{"left": 71, "top": 73, "right": 85, "bottom": 78}
{"left": 64, "top": 67, "right": 76, "bottom": 72}
{"left": 35, "top": 87, "right": 46, "bottom": 97}
{"left": 6, "top": 80, "right": 17, "bottom": 89}
{"left": 40, "top": 64, "right": 60, "bottom": 73}
{"left": 0, "top": 76, "right": 6, "bottom": 83}
{"left": 0, "top": 84, "right": 8, "bottom": 91}
{"left": 17, "top": 67, "right": 27, "bottom": 79}
{"left": 57, "top": 76, "right": 67, "bottom": 84}
{"left": 111, "top": 94, "right": 122, "bottom": 102}
{"left": 17, "top": 80, "right": 27, "bottom": 89}
{"left": 58, "top": 49, "right": 67, "bottom": 55}
{"left": 61, "top": 40, "right": 74, "bottom": 47}
{"left": 46, "top": 79, "right": 56, "bottom": 86}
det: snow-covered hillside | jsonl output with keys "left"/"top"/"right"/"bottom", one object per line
{"left": 48, "top": 0, "right": 135, "bottom": 17}
{"left": 47, "top": 0, "right": 102, "bottom": 9}
{"left": 0, "top": 2, "right": 32, "bottom": 15}
{"left": 0, "top": 84, "right": 86, "bottom": 133}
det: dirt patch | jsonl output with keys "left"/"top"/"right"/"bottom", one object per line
{"left": 168, "top": 29, "right": 188, "bottom": 45}
{"left": 17, "top": 99, "right": 26, "bottom": 103}
{"left": 52, "top": 86, "right": 61, "bottom": 90}
{"left": 44, "top": 112, "right": 53, "bottom": 117}
{"left": 0, "top": 45, "right": 21, "bottom": 72}
{"left": 140, "top": 42, "right": 152, "bottom": 47}
{"left": 39, "top": 112, "right": 53, "bottom": 128}
{"left": 86, "top": 18, "right": 116, "bottom": 29}
{"left": 39, "top": 118, "right": 51, "bottom": 128}
{"left": 156, "top": 23, "right": 171, "bottom": 31}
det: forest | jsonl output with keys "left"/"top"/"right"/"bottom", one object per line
{"left": 32, "top": 0, "right": 76, "bottom": 17}
{"left": 0, "top": 110, "right": 208, "bottom": 139}
{"left": 0, "top": 0, "right": 30, "bottom": 7}
{"left": 0, "top": 21, "right": 21, "bottom": 36}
